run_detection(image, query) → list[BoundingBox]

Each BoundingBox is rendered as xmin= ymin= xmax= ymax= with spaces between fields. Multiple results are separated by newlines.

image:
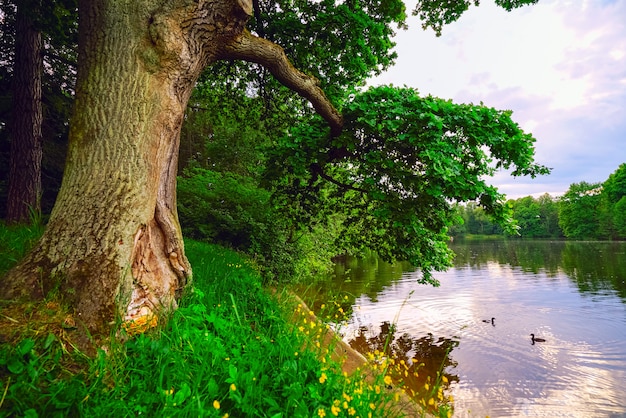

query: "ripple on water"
xmin=317 ymin=241 xmax=626 ymax=417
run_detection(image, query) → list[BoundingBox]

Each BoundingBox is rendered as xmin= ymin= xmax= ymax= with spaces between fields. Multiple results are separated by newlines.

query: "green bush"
xmin=177 ymin=168 xmax=319 ymax=281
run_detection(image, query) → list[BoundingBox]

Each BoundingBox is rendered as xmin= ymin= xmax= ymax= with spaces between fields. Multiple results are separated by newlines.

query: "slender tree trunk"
xmin=1 ymin=0 xmax=340 ymax=351
xmin=6 ymin=0 xmax=43 ymax=223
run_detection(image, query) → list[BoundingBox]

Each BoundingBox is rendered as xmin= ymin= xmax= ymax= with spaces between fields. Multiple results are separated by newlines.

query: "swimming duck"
xmin=482 ymin=317 xmax=495 ymax=324
xmin=530 ymin=333 xmax=546 ymax=343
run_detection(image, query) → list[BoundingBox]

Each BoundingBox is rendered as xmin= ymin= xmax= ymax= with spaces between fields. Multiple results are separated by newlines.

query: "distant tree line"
xmin=450 ymin=163 xmax=626 ymax=240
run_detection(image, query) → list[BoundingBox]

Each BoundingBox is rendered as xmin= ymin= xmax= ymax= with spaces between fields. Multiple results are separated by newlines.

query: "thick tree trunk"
xmin=1 ymin=0 xmax=341 ymax=350
xmin=6 ymin=0 xmax=43 ymax=223
xmin=2 ymin=0 xmax=247 ymax=347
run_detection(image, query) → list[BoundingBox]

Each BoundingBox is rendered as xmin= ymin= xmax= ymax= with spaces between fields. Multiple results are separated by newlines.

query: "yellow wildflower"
xmin=230 ymin=383 xmax=236 ymax=391
xmin=319 ymin=372 xmax=327 ymax=384
xmin=331 ymin=405 xmax=340 ymax=416
xmin=213 ymin=400 xmax=220 ymax=409
xmin=384 ymin=375 xmax=392 ymax=386
xmin=318 ymin=408 xmax=326 ymax=417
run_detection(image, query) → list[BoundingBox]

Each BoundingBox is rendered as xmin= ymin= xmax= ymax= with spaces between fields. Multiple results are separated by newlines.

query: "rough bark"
xmin=6 ymin=0 xmax=43 ymax=223
xmin=1 ymin=0 xmax=342 ymax=351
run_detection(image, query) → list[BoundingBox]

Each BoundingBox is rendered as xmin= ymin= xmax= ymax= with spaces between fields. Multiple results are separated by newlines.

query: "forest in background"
xmin=451 ymin=163 xmax=626 ymax=241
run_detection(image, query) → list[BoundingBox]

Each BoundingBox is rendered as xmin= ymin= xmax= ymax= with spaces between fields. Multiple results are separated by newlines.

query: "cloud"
xmin=370 ymin=0 xmax=626 ymax=198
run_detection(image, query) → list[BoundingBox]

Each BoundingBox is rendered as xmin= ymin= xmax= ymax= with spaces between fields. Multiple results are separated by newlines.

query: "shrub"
xmin=177 ymin=167 xmax=322 ymax=281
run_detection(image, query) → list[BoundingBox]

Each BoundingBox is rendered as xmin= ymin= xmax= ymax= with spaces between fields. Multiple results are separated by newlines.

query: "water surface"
xmin=300 ymin=240 xmax=626 ymax=417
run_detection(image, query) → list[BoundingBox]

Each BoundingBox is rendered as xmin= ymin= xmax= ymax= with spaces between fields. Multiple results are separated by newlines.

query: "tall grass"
xmin=0 ymin=221 xmax=44 ymax=276
xmin=1 ymin=231 xmax=403 ymax=417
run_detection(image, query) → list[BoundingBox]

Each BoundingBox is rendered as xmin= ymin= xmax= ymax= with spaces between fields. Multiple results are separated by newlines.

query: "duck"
xmin=530 ymin=333 xmax=546 ymax=343
xmin=482 ymin=317 xmax=495 ymax=324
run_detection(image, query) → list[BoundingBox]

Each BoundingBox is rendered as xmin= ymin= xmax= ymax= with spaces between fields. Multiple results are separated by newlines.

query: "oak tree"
xmin=1 ymin=0 xmax=544 ymax=349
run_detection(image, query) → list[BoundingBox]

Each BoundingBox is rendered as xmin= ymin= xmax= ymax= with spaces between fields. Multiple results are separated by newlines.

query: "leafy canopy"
xmin=414 ymin=0 xmax=540 ymax=36
xmin=558 ymin=181 xmax=602 ymax=240
xmin=267 ymin=86 xmax=549 ymax=283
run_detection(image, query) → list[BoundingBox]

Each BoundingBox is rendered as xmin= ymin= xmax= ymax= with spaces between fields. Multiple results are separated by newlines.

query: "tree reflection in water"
xmin=349 ymin=321 xmax=459 ymax=412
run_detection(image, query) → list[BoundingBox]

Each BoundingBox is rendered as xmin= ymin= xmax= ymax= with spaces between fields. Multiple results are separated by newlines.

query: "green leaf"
xmin=7 ymin=356 xmax=25 ymax=374
xmin=172 ymin=382 xmax=192 ymax=405
xmin=17 ymin=338 xmax=35 ymax=356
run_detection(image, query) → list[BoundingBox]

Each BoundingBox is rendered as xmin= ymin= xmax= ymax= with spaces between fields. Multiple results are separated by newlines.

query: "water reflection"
xmin=349 ymin=321 xmax=459 ymax=412
xmin=298 ymin=240 xmax=626 ymax=417
xmin=559 ymin=241 xmax=626 ymax=299
xmin=451 ymin=239 xmax=626 ymax=300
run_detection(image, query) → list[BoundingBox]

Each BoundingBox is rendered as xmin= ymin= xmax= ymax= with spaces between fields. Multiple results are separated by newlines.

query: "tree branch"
xmin=218 ymin=30 xmax=343 ymax=136
xmin=310 ymin=163 xmax=368 ymax=194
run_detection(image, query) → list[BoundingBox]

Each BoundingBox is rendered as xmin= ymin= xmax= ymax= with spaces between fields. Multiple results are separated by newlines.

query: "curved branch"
xmin=219 ymin=30 xmax=343 ymax=136
xmin=310 ymin=163 xmax=368 ymax=194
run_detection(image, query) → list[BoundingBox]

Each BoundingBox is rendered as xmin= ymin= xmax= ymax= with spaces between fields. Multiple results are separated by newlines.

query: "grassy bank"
xmin=0 ymin=225 xmax=413 ymax=417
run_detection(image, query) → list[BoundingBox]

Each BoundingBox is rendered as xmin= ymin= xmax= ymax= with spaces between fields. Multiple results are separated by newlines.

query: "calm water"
xmin=299 ymin=240 xmax=626 ymax=417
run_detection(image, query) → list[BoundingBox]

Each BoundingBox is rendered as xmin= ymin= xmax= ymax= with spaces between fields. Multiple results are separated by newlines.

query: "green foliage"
xmin=177 ymin=168 xmax=289 ymax=280
xmin=451 ymin=202 xmax=503 ymax=236
xmin=252 ymin=0 xmax=406 ymax=100
xmin=601 ymin=163 xmax=626 ymax=204
xmin=0 ymin=334 xmax=89 ymax=417
xmin=508 ymin=194 xmax=562 ymax=238
xmin=613 ymin=197 xmax=626 ymax=238
xmin=177 ymin=168 xmax=337 ymax=281
xmin=454 ymin=163 xmax=626 ymax=241
xmin=268 ymin=85 xmax=549 ymax=283
xmin=179 ymin=79 xmax=270 ymax=176
xmin=598 ymin=163 xmax=626 ymax=239
xmin=558 ymin=181 xmax=602 ymax=239
xmin=413 ymin=0 xmax=539 ymax=36
xmin=0 ymin=220 xmax=44 ymax=276
xmin=178 ymin=167 xmax=273 ymax=247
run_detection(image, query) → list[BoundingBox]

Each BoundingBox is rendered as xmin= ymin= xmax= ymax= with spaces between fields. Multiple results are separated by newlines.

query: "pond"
xmin=297 ymin=240 xmax=626 ymax=417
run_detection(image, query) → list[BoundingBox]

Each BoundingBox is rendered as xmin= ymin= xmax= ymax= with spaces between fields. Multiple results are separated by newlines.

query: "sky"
xmin=371 ymin=0 xmax=626 ymax=199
